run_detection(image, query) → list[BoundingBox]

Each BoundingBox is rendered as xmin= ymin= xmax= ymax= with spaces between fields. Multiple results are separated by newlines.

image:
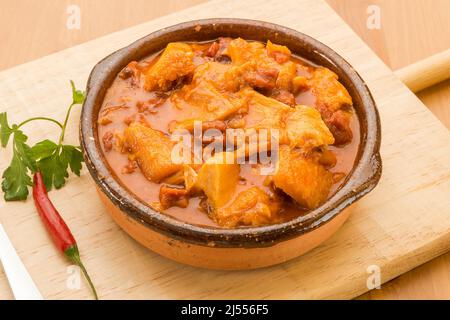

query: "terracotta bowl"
xmin=80 ymin=19 xmax=382 ymax=270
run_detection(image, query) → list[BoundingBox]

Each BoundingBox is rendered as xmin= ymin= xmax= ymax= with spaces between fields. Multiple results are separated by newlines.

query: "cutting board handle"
xmin=395 ymin=48 xmax=450 ymax=93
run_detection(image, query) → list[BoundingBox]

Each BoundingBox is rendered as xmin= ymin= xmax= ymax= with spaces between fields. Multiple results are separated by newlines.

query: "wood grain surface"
xmin=327 ymin=0 xmax=450 ymax=130
xmin=0 ymin=0 xmax=449 ymax=300
xmin=326 ymin=0 xmax=450 ymax=300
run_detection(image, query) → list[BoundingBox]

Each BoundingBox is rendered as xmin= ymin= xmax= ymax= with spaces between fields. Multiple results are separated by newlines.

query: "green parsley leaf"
xmin=2 ymin=153 xmax=32 ymax=201
xmin=61 ymin=145 xmax=84 ymax=176
xmin=1 ymin=81 xmax=85 ymax=201
xmin=70 ymin=80 xmax=86 ymax=105
xmin=31 ymin=143 xmax=84 ymax=191
xmin=1 ymin=130 xmax=35 ymax=200
xmin=36 ymin=151 xmax=67 ymax=190
xmin=30 ymin=139 xmax=58 ymax=161
xmin=13 ymin=130 xmax=36 ymax=172
xmin=0 ymin=112 xmax=13 ymax=147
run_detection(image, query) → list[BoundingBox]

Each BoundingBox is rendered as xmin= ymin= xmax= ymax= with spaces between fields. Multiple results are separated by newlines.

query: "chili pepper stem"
xmin=65 ymin=245 xmax=99 ymax=300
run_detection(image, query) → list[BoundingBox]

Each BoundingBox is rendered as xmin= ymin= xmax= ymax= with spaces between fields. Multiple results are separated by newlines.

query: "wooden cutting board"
xmin=0 ymin=0 xmax=449 ymax=300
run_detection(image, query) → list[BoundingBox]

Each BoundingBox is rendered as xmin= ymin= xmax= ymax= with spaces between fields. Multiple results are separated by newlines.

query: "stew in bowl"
xmin=97 ymin=37 xmax=360 ymax=228
xmin=81 ymin=19 xmax=381 ymax=269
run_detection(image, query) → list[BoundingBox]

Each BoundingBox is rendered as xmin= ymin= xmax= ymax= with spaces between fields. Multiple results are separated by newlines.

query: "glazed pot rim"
xmin=80 ymin=18 xmax=382 ymax=248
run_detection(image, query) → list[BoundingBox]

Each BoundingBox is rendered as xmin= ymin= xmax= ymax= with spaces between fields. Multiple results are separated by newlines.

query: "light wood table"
xmin=327 ymin=0 xmax=450 ymax=300
xmin=0 ymin=0 xmax=448 ymax=299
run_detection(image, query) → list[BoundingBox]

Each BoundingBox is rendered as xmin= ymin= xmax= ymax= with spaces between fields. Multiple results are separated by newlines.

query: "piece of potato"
xmin=192 ymin=62 xmax=235 ymax=90
xmin=172 ymin=80 xmax=241 ymax=120
xmin=215 ymin=187 xmax=280 ymax=227
xmin=196 ymin=152 xmax=240 ymax=208
xmin=124 ymin=123 xmax=182 ymax=182
xmin=273 ymin=146 xmax=333 ymax=209
xmin=183 ymin=165 xmax=200 ymax=194
xmin=285 ymin=105 xmax=335 ymax=150
xmin=242 ymin=91 xmax=335 ymax=150
xmin=144 ymin=42 xmax=195 ymax=91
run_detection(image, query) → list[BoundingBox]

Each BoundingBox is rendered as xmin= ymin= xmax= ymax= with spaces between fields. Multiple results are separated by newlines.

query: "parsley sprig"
xmin=0 ymin=81 xmax=85 ymax=201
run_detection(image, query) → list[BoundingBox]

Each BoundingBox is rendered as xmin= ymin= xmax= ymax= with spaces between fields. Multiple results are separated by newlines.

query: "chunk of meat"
xmin=222 ymin=62 xmax=269 ymax=91
xmin=119 ymin=61 xmax=141 ymax=87
xmin=284 ymin=105 xmax=335 ymax=150
xmin=275 ymin=61 xmax=297 ymax=91
xmin=204 ymin=37 xmax=233 ymax=63
xmin=123 ymin=123 xmax=182 ymax=182
xmin=221 ymin=39 xmax=300 ymax=93
xmin=144 ymin=42 xmax=195 ymax=91
xmin=325 ymin=109 xmax=353 ymax=146
xmin=266 ymin=40 xmax=291 ymax=64
xmin=102 ymin=131 xmax=114 ymax=151
xmin=225 ymin=38 xmax=266 ymax=65
xmin=227 ymin=38 xmax=292 ymax=65
xmin=240 ymin=90 xmax=335 ymax=152
xmin=159 ymin=185 xmax=189 ymax=209
xmin=224 ymin=38 xmax=287 ymax=91
xmin=307 ymin=67 xmax=354 ymax=145
xmin=273 ymin=146 xmax=333 ymax=209
xmin=242 ymin=62 xmax=279 ymax=90
xmin=217 ymin=90 xmax=290 ymax=157
xmin=309 ymin=67 xmax=352 ymax=112
xmin=205 ymin=41 xmax=220 ymax=57
xmin=170 ymin=68 xmax=244 ymax=131
xmin=191 ymin=61 xmax=238 ymax=92
xmin=270 ymin=89 xmax=295 ymax=106
xmin=225 ymin=60 xmax=280 ymax=91
xmin=243 ymin=89 xmax=290 ymax=131
xmin=196 ymin=152 xmax=240 ymax=208
xmin=214 ymin=187 xmax=281 ymax=227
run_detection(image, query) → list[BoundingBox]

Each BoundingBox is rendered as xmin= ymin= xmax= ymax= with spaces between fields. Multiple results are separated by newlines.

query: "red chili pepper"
xmin=32 ymin=171 xmax=98 ymax=300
